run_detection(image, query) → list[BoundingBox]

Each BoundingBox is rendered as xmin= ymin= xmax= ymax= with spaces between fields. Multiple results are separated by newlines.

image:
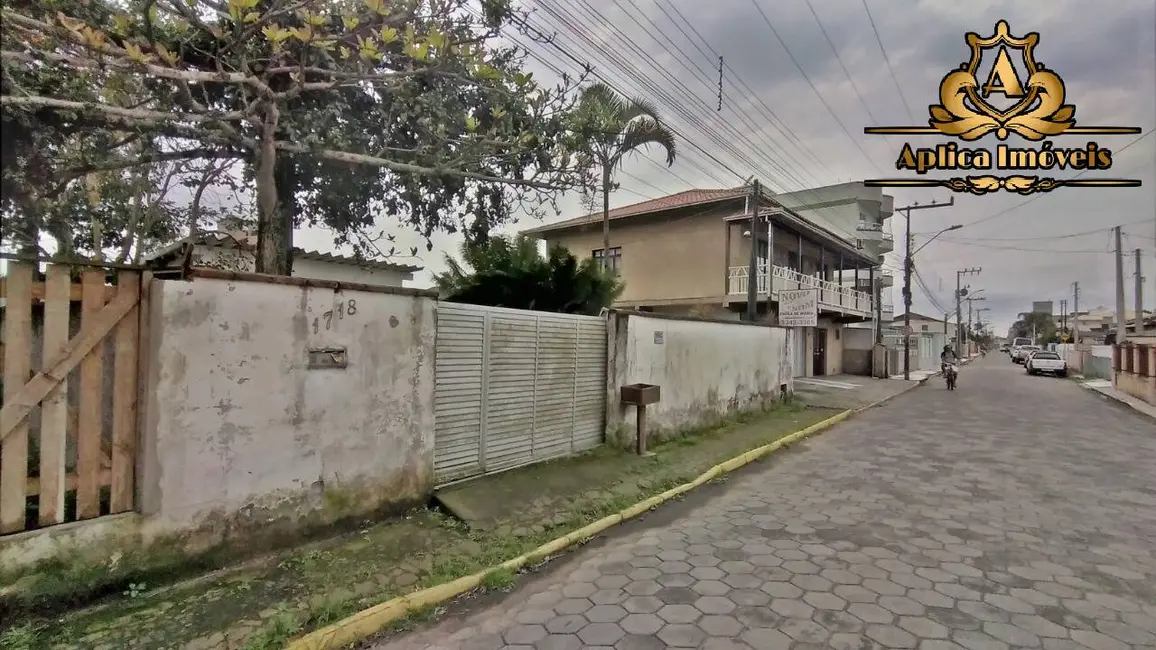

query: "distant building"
xmin=146 ymin=231 xmax=420 ymax=286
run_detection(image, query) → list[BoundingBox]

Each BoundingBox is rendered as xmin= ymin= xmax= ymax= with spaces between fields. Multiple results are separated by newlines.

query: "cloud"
xmin=290 ymin=0 xmax=1155 ymax=334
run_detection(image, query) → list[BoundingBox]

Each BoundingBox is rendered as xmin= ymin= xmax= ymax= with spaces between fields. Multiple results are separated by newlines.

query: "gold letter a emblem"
xmin=982 ymin=46 xmax=1026 ymax=98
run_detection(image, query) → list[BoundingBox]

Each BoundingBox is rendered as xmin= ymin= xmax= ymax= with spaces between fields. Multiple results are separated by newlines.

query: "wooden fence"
xmin=0 ymin=262 xmax=147 ymax=535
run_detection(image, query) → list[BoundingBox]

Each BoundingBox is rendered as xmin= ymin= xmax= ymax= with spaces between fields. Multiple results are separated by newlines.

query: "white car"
xmin=1012 ymin=345 xmax=1041 ymax=364
xmin=1025 ymin=350 xmax=1067 ymax=377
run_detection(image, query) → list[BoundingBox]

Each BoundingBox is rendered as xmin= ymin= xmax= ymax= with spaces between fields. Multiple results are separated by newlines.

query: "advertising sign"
xmin=779 ymin=289 xmax=818 ymax=327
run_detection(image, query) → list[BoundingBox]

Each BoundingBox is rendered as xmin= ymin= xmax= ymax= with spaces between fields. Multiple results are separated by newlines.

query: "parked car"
xmin=1025 ymin=350 xmax=1067 ymax=377
xmin=1012 ymin=345 xmax=1041 ymax=364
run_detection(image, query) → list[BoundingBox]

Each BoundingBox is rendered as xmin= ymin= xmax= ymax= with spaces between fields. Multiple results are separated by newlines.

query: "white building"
xmin=773 ymin=182 xmax=896 ymax=322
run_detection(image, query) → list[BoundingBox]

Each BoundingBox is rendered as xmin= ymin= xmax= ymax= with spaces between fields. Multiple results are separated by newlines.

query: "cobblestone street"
xmin=380 ymin=357 xmax=1156 ymax=650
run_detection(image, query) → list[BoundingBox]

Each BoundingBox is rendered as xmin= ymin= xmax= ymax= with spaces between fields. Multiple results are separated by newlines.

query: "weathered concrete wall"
xmin=139 ymin=275 xmax=436 ymax=536
xmin=606 ymin=311 xmax=792 ymax=444
xmin=2 ymin=274 xmax=437 ymax=581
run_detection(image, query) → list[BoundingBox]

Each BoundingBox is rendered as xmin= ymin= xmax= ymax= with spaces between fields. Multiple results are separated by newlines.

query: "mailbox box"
xmin=620 ymin=383 xmax=661 ymax=406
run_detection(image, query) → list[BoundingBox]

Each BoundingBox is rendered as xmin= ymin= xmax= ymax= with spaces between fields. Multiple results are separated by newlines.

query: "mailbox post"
xmin=620 ymin=383 xmax=661 ymax=455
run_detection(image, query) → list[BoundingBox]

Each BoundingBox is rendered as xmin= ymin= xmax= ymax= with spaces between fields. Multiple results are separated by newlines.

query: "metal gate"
xmin=792 ymin=328 xmax=807 ymax=377
xmin=433 ymin=302 xmax=607 ymax=485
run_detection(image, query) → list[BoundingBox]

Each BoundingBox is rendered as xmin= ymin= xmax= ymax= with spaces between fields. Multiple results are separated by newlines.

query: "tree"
xmin=2 ymin=0 xmax=593 ymax=272
xmin=434 ymin=234 xmax=622 ymax=315
xmin=1010 ymin=311 xmax=1057 ymax=345
xmin=572 ymin=82 xmax=676 ymax=269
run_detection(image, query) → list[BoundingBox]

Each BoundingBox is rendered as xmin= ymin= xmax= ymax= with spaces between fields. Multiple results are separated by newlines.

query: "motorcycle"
xmin=943 ymin=363 xmax=959 ymax=390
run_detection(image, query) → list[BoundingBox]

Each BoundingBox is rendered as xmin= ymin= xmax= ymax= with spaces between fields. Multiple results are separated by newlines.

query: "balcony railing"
xmin=727 ymin=263 xmax=874 ymax=317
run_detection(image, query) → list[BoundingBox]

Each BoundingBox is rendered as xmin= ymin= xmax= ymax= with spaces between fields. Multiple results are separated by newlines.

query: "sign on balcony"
xmin=779 ymin=289 xmax=818 ymax=327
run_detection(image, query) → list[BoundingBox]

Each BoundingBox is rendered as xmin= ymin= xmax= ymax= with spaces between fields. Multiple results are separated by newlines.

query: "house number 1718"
xmin=312 ymin=299 xmax=358 ymax=333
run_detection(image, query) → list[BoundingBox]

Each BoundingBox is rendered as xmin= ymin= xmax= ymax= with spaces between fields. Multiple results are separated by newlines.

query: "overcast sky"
xmin=294 ymin=0 xmax=1156 ymax=334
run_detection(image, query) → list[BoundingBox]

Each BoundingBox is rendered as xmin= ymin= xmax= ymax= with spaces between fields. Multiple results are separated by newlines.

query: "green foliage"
xmin=1010 ymin=311 xmax=1058 ymax=345
xmin=2 ymin=0 xmax=594 ymax=269
xmin=434 ymin=235 xmax=623 ymax=315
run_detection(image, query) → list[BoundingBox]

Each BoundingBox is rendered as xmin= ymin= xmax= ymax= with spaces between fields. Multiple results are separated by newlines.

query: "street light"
xmin=913 ymin=224 xmax=963 ymax=256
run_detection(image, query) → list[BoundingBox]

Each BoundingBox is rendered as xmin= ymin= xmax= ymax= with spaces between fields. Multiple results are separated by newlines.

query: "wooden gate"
xmin=0 ymin=262 xmax=147 ymax=534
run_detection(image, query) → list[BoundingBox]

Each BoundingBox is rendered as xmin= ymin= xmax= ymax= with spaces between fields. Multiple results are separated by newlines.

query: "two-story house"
xmin=522 ymin=183 xmax=891 ymax=378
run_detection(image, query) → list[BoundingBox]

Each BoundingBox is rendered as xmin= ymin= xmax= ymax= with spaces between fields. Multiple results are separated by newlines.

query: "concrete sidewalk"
xmin=1079 ymin=378 xmax=1156 ymax=421
xmin=791 ymin=375 xmax=920 ymax=410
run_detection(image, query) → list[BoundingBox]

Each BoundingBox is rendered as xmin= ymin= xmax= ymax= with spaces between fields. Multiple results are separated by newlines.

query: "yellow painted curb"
xmin=285 ymin=409 xmax=853 ymax=650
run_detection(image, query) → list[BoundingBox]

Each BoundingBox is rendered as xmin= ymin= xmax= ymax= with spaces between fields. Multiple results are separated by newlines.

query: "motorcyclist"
xmin=941 ymin=344 xmax=960 ymax=371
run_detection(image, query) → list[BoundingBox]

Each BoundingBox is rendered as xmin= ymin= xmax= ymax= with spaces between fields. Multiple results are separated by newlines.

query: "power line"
xmin=935 ymin=219 xmax=1151 ymax=243
xmin=860 ymin=0 xmax=917 ymax=123
xmin=957 ymin=129 xmax=1156 ymax=231
xmin=801 ymin=0 xmax=880 ymax=124
xmin=746 ymin=0 xmax=885 ymax=174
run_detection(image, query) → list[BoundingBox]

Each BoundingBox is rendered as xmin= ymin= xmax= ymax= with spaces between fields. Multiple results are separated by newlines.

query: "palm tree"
xmin=574 ymin=83 xmax=677 ymax=270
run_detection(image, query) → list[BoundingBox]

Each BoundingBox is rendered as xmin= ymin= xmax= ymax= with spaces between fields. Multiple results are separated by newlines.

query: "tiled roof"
xmin=521 ymin=187 xmax=747 ymax=235
xmin=145 ymin=231 xmax=422 ymax=273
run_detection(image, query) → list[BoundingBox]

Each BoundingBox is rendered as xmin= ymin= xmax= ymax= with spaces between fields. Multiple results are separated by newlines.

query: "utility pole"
xmin=965 ymin=296 xmax=986 ymax=354
xmin=1059 ymin=299 xmax=1067 ymax=339
xmin=1114 ymin=226 xmax=1126 ymax=343
xmin=956 ymin=268 xmax=981 ymax=353
xmin=898 ymin=198 xmax=955 ymax=380
xmin=1073 ymin=282 xmax=1080 ymax=345
xmin=746 ymin=179 xmax=761 ymax=322
xmin=1135 ymin=249 xmax=1145 ymax=336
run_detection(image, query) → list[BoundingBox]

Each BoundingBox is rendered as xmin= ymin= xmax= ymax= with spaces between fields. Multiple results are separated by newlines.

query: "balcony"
xmin=727 ymin=263 xmax=874 ymax=319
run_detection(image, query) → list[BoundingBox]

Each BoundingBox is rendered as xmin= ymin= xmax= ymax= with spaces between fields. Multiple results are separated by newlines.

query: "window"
xmin=757 ymin=240 xmax=769 ymax=265
xmin=592 ymin=247 xmax=622 ymax=274
xmin=921 ymin=325 xmax=929 ymax=332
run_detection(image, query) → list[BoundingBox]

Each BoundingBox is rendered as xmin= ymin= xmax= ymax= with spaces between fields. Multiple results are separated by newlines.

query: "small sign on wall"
xmin=308 ymin=347 xmax=348 ymax=369
xmin=654 ymin=331 xmax=665 ymax=345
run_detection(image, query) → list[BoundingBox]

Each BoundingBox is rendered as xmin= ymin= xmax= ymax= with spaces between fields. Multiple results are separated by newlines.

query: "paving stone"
xmin=983 ymin=621 xmax=1042 ymax=647
xmin=532 ymin=634 xmax=582 ymax=650
xmin=741 ymin=627 xmax=792 ymax=650
xmin=897 ymin=615 xmax=949 ymax=638
xmin=698 ymin=614 xmax=744 ymax=637
xmin=1070 ymin=629 xmax=1133 ymax=650
xmin=544 ymin=615 xmax=586 ymax=635
xmin=374 ymin=363 xmax=1156 ymax=650
xmin=619 ymin=614 xmax=664 ymax=635
xmin=865 ymin=624 xmax=918 ymax=648
xmin=849 ymin=602 xmax=896 ymax=624
xmin=657 ymin=623 xmax=707 ymax=647
xmin=576 ymin=622 xmax=624 ymax=645
xmin=657 ymin=604 xmax=701 ymax=624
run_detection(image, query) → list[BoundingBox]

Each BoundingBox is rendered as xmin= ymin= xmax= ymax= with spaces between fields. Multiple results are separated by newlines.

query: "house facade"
xmin=891 ymin=311 xmax=951 ymax=335
xmin=145 ymin=231 xmax=420 ymax=286
xmin=522 ymin=184 xmax=891 ymax=378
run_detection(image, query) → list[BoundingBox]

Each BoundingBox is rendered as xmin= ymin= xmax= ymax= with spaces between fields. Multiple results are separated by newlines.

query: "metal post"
xmin=746 ymin=179 xmax=761 ymax=321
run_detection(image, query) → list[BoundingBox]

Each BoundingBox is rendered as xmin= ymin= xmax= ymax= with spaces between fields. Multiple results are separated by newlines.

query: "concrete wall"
xmin=3 ymin=273 xmax=437 ymax=579
xmin=605 ymin=311 xmax=792 ymax=444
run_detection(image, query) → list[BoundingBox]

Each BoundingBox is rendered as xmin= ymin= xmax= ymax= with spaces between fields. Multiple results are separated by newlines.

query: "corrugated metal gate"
xmin=433 ymin=302 xmax=607 ymax=485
